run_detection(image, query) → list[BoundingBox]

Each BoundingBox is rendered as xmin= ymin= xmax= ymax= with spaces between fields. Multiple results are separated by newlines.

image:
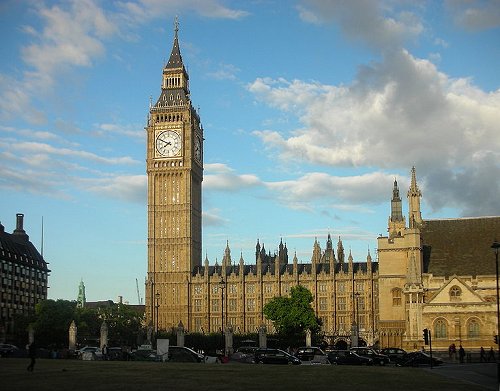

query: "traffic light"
xmin=494 ymin=335 xmax=498 ymax=345
xmin=423 ymin=328 xmax=429 ymax=345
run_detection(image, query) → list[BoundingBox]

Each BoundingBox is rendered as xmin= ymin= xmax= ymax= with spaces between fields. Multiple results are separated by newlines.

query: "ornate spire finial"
xmin=174 ymin=16 xmax=179 ymax=38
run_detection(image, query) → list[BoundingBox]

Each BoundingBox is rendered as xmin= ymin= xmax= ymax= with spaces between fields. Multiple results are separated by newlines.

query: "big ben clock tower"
xmin=146 ymin=20 xmax=203 ymax=331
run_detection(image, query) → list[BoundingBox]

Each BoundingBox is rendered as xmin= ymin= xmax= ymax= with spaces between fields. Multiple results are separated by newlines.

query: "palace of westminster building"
xmin=145 ymin=24 xmax=500 ymax=350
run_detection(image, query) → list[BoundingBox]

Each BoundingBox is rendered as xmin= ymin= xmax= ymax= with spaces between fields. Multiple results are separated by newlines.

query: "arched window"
xmin=434 ymin=319 xmax=447 ymax=339
xmin=392 ymin=288 xmax=402 ymax=306
xmin=450 ymin=286 xmax=462 ymax=301
xmin=467 ymin=319 xmax=480 ymax=339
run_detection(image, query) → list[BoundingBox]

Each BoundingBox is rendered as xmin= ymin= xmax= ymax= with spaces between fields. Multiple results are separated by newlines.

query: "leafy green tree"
xmin=264 ymin=285 xmax=320 ymax=340
xmin=98 ymin=303 xmax=144 ymax=346
xmin=33 ymin=299 xmax=76 ymax=347
xmin=74 ymin=306 xmax=101 ymax=343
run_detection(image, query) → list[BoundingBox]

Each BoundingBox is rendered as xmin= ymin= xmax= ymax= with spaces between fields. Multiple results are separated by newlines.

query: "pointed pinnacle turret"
xmin=407 ymin=166 xmax=423 ymax=228
xmin=166 ymin=17 xmax=184 ymax=70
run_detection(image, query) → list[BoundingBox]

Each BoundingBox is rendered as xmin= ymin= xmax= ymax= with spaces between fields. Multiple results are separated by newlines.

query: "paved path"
xmin=427 ymin=363 xmax=498 ymax=390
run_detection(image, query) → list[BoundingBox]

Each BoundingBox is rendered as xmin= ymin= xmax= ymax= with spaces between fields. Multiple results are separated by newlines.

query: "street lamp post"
xmin=491 ymin=240 xmax=500 ymax=389
xmin=219 ymin=278 xmax=225 ymax=356
xmin=155 ymin=291 xmax=160 ymax=336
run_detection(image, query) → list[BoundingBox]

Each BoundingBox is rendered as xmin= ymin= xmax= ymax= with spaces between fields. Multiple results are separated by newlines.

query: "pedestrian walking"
xmin=480 ymin=347 xmax=486 ymax=362
xmin=488 ymin=347 xmax=495 ymax=362
xmin=26 ymin=342 xmax=36 ymax=372
xmin=458 ymin=345 xmax=465 ymax=364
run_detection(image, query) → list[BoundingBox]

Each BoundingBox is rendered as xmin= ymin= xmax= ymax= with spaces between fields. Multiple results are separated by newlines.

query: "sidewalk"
xmin=428 ymin=362 xmax=497 ymax=390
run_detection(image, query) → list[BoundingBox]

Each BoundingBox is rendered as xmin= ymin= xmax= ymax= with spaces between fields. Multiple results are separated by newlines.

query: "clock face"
xmin=156 ymin=130 xmax=181 ymax=157
xmin=194 ymin=136 xmax=202 ymax=162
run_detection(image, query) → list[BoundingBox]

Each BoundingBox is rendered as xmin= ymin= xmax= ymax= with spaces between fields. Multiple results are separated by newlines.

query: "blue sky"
xmin=1 ymin=0 xmax=499 ymax=304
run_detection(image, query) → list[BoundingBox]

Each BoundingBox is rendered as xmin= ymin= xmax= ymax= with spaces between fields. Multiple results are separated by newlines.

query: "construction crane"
xmin=136 ymin=278 xmax=142 ymax=305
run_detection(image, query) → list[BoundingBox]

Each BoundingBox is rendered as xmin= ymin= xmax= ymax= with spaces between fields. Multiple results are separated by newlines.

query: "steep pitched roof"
xmin=0 ymin=223 xmax=50 ymax=272
xmin=421 ymin=216 xmax=500 ymax=277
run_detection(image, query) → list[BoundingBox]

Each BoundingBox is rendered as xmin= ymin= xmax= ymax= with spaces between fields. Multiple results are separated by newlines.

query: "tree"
xmin=98 ymin=303 xmax=144 ymax=346
xmin=263 ymin=285 xmax=320 ymax=341
xmin=33 ymin=299 xmax=76 ymax=347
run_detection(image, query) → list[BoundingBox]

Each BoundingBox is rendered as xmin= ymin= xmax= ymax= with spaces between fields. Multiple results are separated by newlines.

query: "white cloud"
xmin=10 ymin=141 xmax=139 ymax=165
xmin=204 ymin=163 xmax=262 ymax=191
xmin=267 ymin=171 xmax=396 ymax=207
xmin=249 ymin=49 xmax=500 ymax=216
xmin=85 ymin=174 xmax=146 ymax=203
xmin=203 ymin=209 xmax=228 ymax=227
xmin=447 ymin=0 xmax=500 ymax=31
xmin=298 ymin=0 xmax=424 ymax=50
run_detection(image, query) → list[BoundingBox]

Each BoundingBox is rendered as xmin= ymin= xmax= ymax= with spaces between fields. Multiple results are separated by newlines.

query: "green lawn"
xmin=0 ymin=358 xmax=488 ymax=391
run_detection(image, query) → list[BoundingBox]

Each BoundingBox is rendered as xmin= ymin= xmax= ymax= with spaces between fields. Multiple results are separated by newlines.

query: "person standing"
xmin=26 ymin=342 xmax=36 ymax=372
xmin=458 ymin=345 xmax=465 ymax=364
xmin=102 ymin=344 xmax=108 ymax=360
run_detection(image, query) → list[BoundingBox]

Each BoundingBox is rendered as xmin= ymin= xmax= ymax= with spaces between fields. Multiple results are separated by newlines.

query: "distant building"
xmin=0 ymin=214 xmax=50 ymax=340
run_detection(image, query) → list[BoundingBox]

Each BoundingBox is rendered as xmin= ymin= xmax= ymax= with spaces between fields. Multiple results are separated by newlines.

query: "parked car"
xmin=295 ymin=346 xmax=329 ymax=364
xmin=350 ymin=347 xmax=390 ymax=366
xmin=327 ymin=350 xmax=373 ymax=365
xmin=0 ymin=344 xmax=18 ymax=357
xmin=77 ymin=346 xmax=102 ymax=360
xmin=107 ymin=347 xmax=125 ymax=360
xmin=130 ymin=348 xmax=158 ymax=361
xmin=396 ymin=351 xmax=443 ymax=367
xmin=167 ymin=346 xmax=205 ymax=363
xmin=254 ymin=348 xmax=301 ymax=365
xmin=380 ymin=347 xmax=407 ymax=363
xmin=231 ymin=346 xmax=258 ymax=363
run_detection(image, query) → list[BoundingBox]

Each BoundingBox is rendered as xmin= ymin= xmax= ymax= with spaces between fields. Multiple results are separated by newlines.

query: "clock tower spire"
xmin=146 ymin=20 xmax=203 ymax=332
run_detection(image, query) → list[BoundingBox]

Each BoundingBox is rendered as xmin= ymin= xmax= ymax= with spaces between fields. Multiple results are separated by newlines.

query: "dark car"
xmin=254 ymin=348 xmax=301 ymax=365
xmin=295 ymin=346 xmax=329 ymax=363
xmin=396 ymin=351 xmax=443 ymax=367
xmin=350 ymin=347 xmax=390 ymax=366
xmin=328 ymin=350 xmax=373 ymax=365
xmin=0 ymin=344 xmax=18 ymax=357
xmin=167 ymin=346 xmax=205 ymax=363
xmin=380 ymin=347 xmax=407 ymax=363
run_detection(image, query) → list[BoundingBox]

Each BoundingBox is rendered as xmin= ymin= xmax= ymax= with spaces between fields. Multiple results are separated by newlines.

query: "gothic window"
xmin=355 ymin=282 xmax=364 ymax=292
xmin=338 ymin=297 xmax=346 ymax=311
xmin=212 ymin=285 xmax=219 ymax=294
xmin=392 ymin=288 xmax=402 ymax=306
xmin=194 ymin=299 xmax=202 ymax=312
xmin=229 ymin=298 xmax=237 ymax=312
xmin=319 ymin=297 xmax=327 ymax=311
xmin=246 ymin=284 xmax=255 ymax=294
xmin=337 ymin=282 xmax=345 ymax=293
xmin=246 ymin=298 xmax=256 ymax=311
xmin=264 ymin=284 xmax=273 ymax=294
xmin=211 ymin=299 xmax=219 ymax=312
xmin=229 ymin=284 xmax=237 ymax=294
xmin=450 ymin=286 xmax=462 ymax=301
xmin=434 ymin=318 xmax=447 ymax=339
xmin=319 ymin=283 xmax=327 ymax=293
xmin=194 ymin=285 xmax=202 ymax=295
xmin=467 ymin=319 xmax=480 ymax=339
xmin=358 ymin=297 xmax=365 ymax=311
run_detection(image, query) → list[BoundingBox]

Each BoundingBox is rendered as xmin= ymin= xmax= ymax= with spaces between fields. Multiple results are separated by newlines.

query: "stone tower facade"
xmin=378 ymin=167 xmax=500 ymax=350
xmin=145 ymin=21 xmax=203 ymax=330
